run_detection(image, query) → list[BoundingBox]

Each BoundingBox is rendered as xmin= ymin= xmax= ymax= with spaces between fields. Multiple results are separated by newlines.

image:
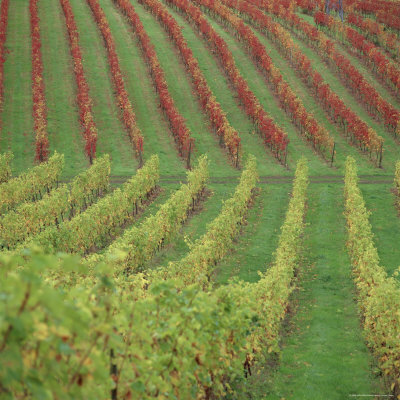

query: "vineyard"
xmin=0 ymin=0 xmax=400 ymax=398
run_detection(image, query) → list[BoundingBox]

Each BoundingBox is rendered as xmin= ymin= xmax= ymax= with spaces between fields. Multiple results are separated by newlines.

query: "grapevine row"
xmin=60 ymin=0 xmax=97 ymax=163
xmin=114 ymin=0 xmax=194 ymax=165
xmin=346 ymin=12 xmax=400 ymax=62
xmin=296 ymin=0 xmax=400 ymax=24
xmin=0 ymin=152 xmax=63 ymax=214
xmin=147 ymin=157 xmax=307 ymax=392
xmin=0 ymin=253 xmax=256 ymax=399
xmin=121 ymin=157 xmax=305 ymax=393
xmin=0 ymin=155 xmax=111 ymax=249
xmin=150 ymin=155 xmax=258 ymax=288
xmin=0 ymin=151 xmax=12 ymax=183
xmin=351 ymin=0 xmax=400 ymax=18
xmin=295 ymin=0 xmax=320 ymax=13
xmin=0 ymin=159 xmax=309 ymax=399
xmin=314 ymin=11 xmax=400 ymax=99
xmin=220 ymin=0 xmax=383 ymax=164
xmin=20 ymin=155 xmax=159 ymax=256
xmin=371 ymin=12 xmax=400 ymax=33
xmin=63 ymin=157 xmax=307 ymax=396
xmin=85 ymin=154 xmax=208 ymax=271
xmin=296 ymin=0 xmax=400 ymax=22
xmin=248 ymin=157 xmax=308 ymax=364
xmin=30 ymin=0 xmax=49 ymax=162
xmin=349 ymin=0 xmax=400 ymax=32
xmin=195 ymin=0 xmax=335 ymax=160
xmin=394 ymin=160 xmax=400 ymax=211
xmin=0 ymin=0 xmax=9 ymax=111
xmin=251 ymin=0 xmax=400 ymax=138
xmin=138 ymin=0 xmax=242 ymax=164
xmin=344 ymin=157 xmax=400 ymax=399
xmin=86 ymin=0 xmax=144 ymax=164
xmin=164 ymin=0 xmax=289 ymax=162
xmin=151 ymin=157 xmax=308 ymax=371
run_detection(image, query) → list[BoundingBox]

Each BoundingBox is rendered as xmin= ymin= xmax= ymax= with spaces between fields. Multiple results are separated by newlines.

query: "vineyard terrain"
xmin=0 ymin=0 xmax=400 ymax=399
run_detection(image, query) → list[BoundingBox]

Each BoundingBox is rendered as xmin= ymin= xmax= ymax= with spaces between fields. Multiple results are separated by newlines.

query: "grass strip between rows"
xmin=221 ymin=0 xmax=384 ymax=165
xmin=85 ymin=154 xmax=207 ymax=269
xmin=138 ymin=0 xmax=242 ymax=165
xmin=0 ymin=155 xmax=110 ymax=249
xmin=18 ymin=155 xmax=159 ymax=256
xmin=86 ymin=0 xmax=144 ymax=163
xmin=150 ymin=154 xmax=259 ymax=288
xmin=196 ymin=0 xmax=335 ymax=161
xmin=0 ymin=151 xmax=12 ymax=183
xmin=0 ymin=152 xmax=63 ymax=214
xmin=164 ymin=0 xmax=290 ymax=163
xmin=344 ymin=156 xmax=400 ymax=398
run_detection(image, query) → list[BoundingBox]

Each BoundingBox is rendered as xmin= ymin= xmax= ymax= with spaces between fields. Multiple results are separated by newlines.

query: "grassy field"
xmin=2 ymin=0 xmax=399 ymax=398
xmin=0 ymin=0 xmax=34 ymax=173
xmin=230 ymin=184 xmax=387 ymax=399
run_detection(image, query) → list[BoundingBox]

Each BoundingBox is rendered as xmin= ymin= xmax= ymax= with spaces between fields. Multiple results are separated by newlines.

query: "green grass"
xmin=68 ymin=0 xmax=139 ymax=177
xmin=299 ymin=12 xmax=400 ymax=111
xmin=214 ymin=184 xmax=291 ymax=284
xmin=146 ymin=182 xmax=229 ymax=270
xmin=97 ymin=0 xmax=187 ymax=176
xmin=232 ymin=12 xmax=379 ymax=173
xmin=159 ymin=3 xmax=292 ymax=177
xmin=1 ymin=0 xmax=34 ymax=175
xmin=233 ymin=183 xmax=387 ymax=399
xmin=3 ymin=1 xmax=398 ymax=397
xmin=147 ymin=182 xmax=291 ymax=285
xmin=120 ymin=0 xmax=239 ymax=177
xmin=39 ymin=0 xmax=88 ymax=178
xmin=145 ymin=181 xmax=291 ymax=286
xmin=361 ymin=183 xmax=400 ymax=278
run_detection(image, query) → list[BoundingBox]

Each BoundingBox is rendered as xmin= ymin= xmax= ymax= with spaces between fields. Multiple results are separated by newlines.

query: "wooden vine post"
xmin=330 ymin=142 xmax=336 ymax=167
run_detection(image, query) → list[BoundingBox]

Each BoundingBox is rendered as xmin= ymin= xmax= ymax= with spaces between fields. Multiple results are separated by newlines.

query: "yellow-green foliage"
xmin=0 ymin=152 xmax=13 ymax=184
xmin=85 ymin=155 xmax=208 ymax=270
xmin=152 ymin=155 xmax=258 ymax=288
xmin=0 ymin=155 xmax=110 ymax=249
xmin=395 ymin=160 xmax=400 ymax=209
xmin=20 ymin=155 xmax=159 ymax=256
xmin=344 ymin=157 xmax=400 ymax=397
xmin=0 ymin=158 xmax=311 ymax=400
xmin=0 ymin=251 xmax=254 ymax=399
xmin=249 ymin=157 xmax=308 ymax=358
xmin=0 ymin=152 xmax=64 ymax=214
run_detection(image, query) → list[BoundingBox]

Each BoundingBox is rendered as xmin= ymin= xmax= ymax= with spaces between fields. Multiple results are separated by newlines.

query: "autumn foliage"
xmin=60 ymin=0 xmax=97 ymax=163
xmin=0 ymin=0 xmax=9 ymax=111
xmin=195 ymin=0 xmax=335 ymax=159
xmin=222 ymin=0 xmax=383 ymax=163
xmin=346 ymin=13 xmax=400 ymax=61
xmin=86 ymin=0 xmax=144 ymax=163
xmin=30 ymin=0 xmax=49 ymax=162
xmin=138 ymin=0 xmax=242 ymax=164
xmin=114 ymin=0 xmax=194 ymax=164
xmin=349 ymin=0 xmax=400 ymax=32
xmin=165 ymin=0 xmax=289 ymax=162
xmin=314 ymin=11 xmax=400 ymax=99
xmin=250 ymin=0 xmax=400 ymax=141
